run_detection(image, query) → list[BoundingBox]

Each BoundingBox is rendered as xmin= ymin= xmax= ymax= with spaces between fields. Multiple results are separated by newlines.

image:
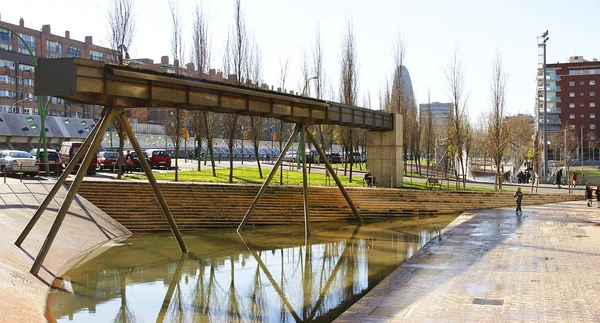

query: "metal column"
xmin=304 ymin=128 xmax=362 ymax=222
xmin=117 ymin=112 xmax=188 ymax=253
xmin=237 ymin=124 xmax=301 ymax=232
xmin=30 ymin=107 xmax=117 ymax=275
xmin=300 ymin=126 xmax=310 ymax=237
xmin=15 ymin=119 xmax=103 ymax=246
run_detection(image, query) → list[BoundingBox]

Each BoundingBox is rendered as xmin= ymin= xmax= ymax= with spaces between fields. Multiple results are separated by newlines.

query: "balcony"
xmin=546 ymin=96 xmax=561 ymax=103
xmin=538 ymin=75 xmax=561 ymax=82
xmin=538 ymin=85 xmax=561 ymax=92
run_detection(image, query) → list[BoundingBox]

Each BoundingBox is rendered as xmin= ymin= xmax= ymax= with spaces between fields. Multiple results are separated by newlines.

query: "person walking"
xmin=555 ymin=168 xmax=563 ymax=189
xmin=595 ymin=185 xmax=600 ymax=208
xmin=572 ymin=172 xmax=578 ymax=188
xmin=514 ymin=187 xmax=523 ymax=215
xmin=585 ymin=182 xmax=593 ymax=207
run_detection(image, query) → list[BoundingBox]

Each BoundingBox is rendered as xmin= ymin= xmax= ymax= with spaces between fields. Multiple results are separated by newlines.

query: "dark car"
xmin=325 ymin=152 xmax=342 ymax=164
xmin=145 ymin=149 xmax=171 ymax=169
xmin=96 ymin=151 xmax=119 ymax=171
xmin=29 ymin=148 xmax=62 ymax=173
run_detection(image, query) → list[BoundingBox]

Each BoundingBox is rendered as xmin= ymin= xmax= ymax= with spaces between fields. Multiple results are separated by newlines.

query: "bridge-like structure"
xmin=16 ymin=58 xmax=395 ymax=275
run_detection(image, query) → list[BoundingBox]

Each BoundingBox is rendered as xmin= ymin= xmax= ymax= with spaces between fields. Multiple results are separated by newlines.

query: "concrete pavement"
xmin=336 ymin=200 xmax=600 ymax=322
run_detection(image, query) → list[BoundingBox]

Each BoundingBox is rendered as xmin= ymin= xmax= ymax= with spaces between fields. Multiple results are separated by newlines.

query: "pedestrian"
xmin=514 ymin=187 xmax=523 ymax=215
xmin=555 ymin=168 xmax=563 ymax=189
xmin=125 ymin=150 xmax=133 ymax=174
xmin=517 ymin=170 xmax=523 ymax=184
xmin=585 ymin=182 xmax=593 ymax=207
xmin=364 ymin=170 xmax=373 ymax=188
xmin=596 ymin=185 xmax=600 ymax=208
xmin=572 ymin=172 xmax=578 ymax=188
xmin=530 ymin=170 xmax=536 ymax=184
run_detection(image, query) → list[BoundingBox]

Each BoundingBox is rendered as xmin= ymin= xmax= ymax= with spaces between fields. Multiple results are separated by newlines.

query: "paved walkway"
xmin=336 ymin=200 xmax=600 ymax=322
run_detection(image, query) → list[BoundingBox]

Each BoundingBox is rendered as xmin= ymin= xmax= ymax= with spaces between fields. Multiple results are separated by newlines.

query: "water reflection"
xmin=47 ymin=216 xmax=456 ymax=322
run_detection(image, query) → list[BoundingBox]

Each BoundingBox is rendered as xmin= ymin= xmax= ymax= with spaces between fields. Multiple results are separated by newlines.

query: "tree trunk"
xmin=254 ymin=141 xmax=262 ymax=179
xmin=349 ymin=142 xmax=353 ymax=182
xmin=207 ymin=140 xmax=216 ymax=177
xmin=197 ymin=138 xmax=202 ymax=171
xmin=117 ymin=134 xmax=125 ymax=179
xmin=228 ymin=139 xmax=234 ymax=183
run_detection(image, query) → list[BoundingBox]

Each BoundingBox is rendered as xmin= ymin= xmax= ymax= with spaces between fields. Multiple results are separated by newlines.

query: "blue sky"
xmin=3 ymin=0 xmax=600 ymax=121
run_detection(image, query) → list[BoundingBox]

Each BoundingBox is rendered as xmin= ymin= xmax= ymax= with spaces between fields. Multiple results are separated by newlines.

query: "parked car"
xmin=145 ymin=149 xmax=172 ymax=168
xmin=325 ymin=152 xmax=342 ymax=164
xmin=284 ymin=151 xmax=297 ymax=162
xmin=59 ymin=141 xmax=102 ymax=173
xmin=0 ymin=150 xmax=38 ymax=176
xmin=96 ymin=151 xmax=120 ymax=171
xmin=29 ymin=148 xmax=62 ymax=173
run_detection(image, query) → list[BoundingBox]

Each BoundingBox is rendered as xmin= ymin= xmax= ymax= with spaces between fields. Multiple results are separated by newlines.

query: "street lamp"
xmin=297 ymin=76 xmax=318 ymax=168
xmin=537 ymin=30 xmax=549 ymax=178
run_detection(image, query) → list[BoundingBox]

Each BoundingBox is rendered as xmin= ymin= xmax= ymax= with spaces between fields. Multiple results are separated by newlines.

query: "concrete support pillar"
xmin=366 ymin=113 xmax=403 ymax=188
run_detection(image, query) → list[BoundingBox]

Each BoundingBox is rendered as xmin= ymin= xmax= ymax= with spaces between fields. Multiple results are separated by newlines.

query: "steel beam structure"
xmin=34 ymin=58 xmax=393 ymax=130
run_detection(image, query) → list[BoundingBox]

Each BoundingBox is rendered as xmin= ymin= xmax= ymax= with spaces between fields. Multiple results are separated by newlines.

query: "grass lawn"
xmin=128 ymin=167 xmax=370 ymax=187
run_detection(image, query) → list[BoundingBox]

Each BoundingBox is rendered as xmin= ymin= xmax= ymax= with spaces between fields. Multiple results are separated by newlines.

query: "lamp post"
xmin=0 ymin=24 xmax=50 ymax=175
xmin=297 ymin=76 xmax=318 ymax=168
xmin=537 ymin=30 xmax=549 ymax=178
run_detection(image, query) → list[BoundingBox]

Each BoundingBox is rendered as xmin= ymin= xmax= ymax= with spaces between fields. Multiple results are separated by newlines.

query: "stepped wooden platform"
xmin=76 ymin=181 xmax=583 ymax=232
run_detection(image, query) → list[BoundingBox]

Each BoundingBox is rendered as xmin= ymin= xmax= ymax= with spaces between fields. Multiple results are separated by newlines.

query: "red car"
xmin=145 ymin=149 xmax=172 ymax=169
xmin=96 ymin=151 xmax=120 ymax=171
xmin=29 ymin=149 xmax=62 ymax=173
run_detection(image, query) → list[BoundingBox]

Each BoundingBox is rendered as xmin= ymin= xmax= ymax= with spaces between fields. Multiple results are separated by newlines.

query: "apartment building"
xmin=536 ymin=56 xmax=600 ymax=156
xmin=0 ymin=15 xmax=115 ymax=119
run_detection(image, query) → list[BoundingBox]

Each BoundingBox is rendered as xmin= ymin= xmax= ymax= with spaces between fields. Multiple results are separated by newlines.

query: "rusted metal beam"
xmin=31 ymin=107 xmax=117 ymax=275
xmin=34 ymin=58 xmax=393 ymax=131
xmin=237 ymin=124 xmax=302 ymax=232
xmin=15 ymin=118 xmax=102 ymax=247
xmin=117 ymin=112 xmax=188 ymax=253
xmin=304 ymin=128 xmax=362 ymax=222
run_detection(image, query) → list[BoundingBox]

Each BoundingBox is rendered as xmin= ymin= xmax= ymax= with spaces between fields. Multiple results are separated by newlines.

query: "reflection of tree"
xmin=227 ymin=258 xmax=242 ymax=323
xmin=157 ymin=255 xmax=187 ymax=323
xmin=114 ymin=271 xmax=138 ymax=323
xmin=249 ymin=251 xmax=267 ymax=321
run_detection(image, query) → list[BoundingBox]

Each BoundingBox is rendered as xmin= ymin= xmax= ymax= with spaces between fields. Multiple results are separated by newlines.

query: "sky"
xmin=3 ymin=0 xmax=600 ymax=122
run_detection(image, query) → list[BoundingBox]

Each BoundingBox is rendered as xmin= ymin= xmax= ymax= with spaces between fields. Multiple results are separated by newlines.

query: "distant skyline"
xmin=2 ymin=0 xmax=600 ymax=122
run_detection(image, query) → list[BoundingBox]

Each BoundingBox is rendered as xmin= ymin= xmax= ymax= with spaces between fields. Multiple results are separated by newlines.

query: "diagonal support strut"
xmin=237 ymin=124 xmax=302 ymax=232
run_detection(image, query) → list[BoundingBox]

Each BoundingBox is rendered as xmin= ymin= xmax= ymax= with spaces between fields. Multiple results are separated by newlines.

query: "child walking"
xmin=596 ymin=185 xmax=600 ymax=208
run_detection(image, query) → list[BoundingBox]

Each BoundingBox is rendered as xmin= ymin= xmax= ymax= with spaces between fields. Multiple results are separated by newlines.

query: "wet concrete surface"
xmin=336 ymin=201 xmax=600 ymax=322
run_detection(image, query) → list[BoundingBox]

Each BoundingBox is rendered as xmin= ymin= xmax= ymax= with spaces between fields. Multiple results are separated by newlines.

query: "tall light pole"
xmin=297 ymin=76 xmax=318 ymax=168
xmin=538 ymin=30 xmax=549 ymax=178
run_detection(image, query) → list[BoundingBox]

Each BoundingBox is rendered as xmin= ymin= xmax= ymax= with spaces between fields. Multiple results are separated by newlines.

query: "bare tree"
xmin=487 ymin=52 xmax=509 ymax=190
xmin=311 ymin=26 xmax=334 ymax=161
xmin=420 ymin=90 xmax=435 ymax=178
xmin=248 ymin=42 xmax=265 ymax=178
xmin=191 ymin=0 xmax=214 ymax=174
xmin=388 ymin=32 xmax=411 ymax=173
xmin=168 ymin=0 xmax=185 ymax=181
xmin=276 ymin=56 xmax=292 ymax=184
xmin=107 ymin=0 xmax=135 ymax=179
xmin=446 ymin=45 xmax=468 ymax=189
xmin=339 ymin=17 xmax=359 ymax=182
xmin=222 ymin=0 xmax=250 ymax=183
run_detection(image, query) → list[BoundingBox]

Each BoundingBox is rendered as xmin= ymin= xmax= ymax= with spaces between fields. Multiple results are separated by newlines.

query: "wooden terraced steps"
xmin=75 ymin=181 xmax=583 ymax=232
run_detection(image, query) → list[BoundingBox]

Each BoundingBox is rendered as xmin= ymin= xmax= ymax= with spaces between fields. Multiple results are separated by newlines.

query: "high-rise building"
xmin=0 ymin=15 xmax=115 ymax=120
xmin=391 ymin=65 xmax=415 ymax=113
xmin=419 ymin=102 xmax=452 ymax=127
xmin=536 ymin=56 xmax=600 ymax=156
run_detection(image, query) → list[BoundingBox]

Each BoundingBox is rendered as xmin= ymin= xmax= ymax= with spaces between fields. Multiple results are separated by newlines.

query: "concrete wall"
xmin=366 ymin=113 xmax=403 ymax=188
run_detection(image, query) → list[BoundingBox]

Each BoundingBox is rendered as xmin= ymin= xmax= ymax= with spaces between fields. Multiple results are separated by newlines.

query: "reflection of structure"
xmin=47 ymin=220 xmax=445 ymax=322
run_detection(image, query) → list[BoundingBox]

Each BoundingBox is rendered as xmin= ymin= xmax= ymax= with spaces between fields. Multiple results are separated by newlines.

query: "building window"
xmin=0 ymin=43 xmax=11 ymax=52
xmin=570 ymin=92 xmax=575 ymax=97
xmin=51 ymin=97 xmax=63 ymax=104
xmin=66 ymin=46 xmax=81 ymax=58
xmin=0 ymin=75 xmax=8 ymax=83
xmin=570 ymin=103 xmax=575 ymax=108
xmin=581 ymin=92 xmax=585 ymax=96
xmin=19 ymin=65 xmax=34 ymax=72
xmin=569 ymin=114 xmax=575 ymax=119
xmin=591 ymin=80 xmax=596 ymax=86
xmin=23 ymin=79 xmax=33 ymax=87
xmin=591 ymin=91 xmax=596 ymax=97
xmin=569 ymin=81 xmax=575 ymax=86
xmin=46 ymin=40 xmax=61 ymax=54
xmin=46 ymin=53 xmax=61 ymax=59
xmin=19 ymin=34 xmax=35 ymax=53
xmin=592 ymin=124 xmax=596 ymax=130
xmin=569 ymin=125 xmax=576 ymax=130
xmin=0 ymin=29 xmax=12 ymax=51
xmin=591 ymin=114 xmax=596 ymax=119
xmin=592 ymin=103 xmax=596 ymax=108
xmin=0 ymin=90 xmax=11 ymax=98
xmin=90 ymin=50 xmax=103 ymax=61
